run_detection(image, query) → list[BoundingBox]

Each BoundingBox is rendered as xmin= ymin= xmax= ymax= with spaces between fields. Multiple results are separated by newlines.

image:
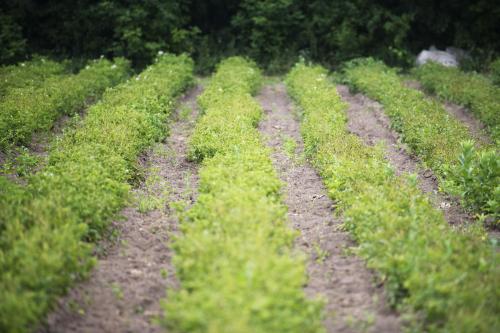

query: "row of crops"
xmin=286 ymin=63 xmax=498 ymax=332
xmin=0 ymin=57 xmax=130 ymax=150
xmin=0 ymin=53 xmax=498 ymax=333
xmin=0 ymin=54 xmax=193 ymax=332
xmin=343 ymin=58 xmax=499 ymax=221
xmin=161 ymin=57 xmax=324 ymax=332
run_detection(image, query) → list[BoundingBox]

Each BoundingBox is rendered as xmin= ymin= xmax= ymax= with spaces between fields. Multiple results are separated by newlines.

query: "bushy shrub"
xmin=444 ymin=142 xmax=499 ymax=221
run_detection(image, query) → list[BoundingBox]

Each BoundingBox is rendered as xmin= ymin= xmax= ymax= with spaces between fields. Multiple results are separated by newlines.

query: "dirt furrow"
xmin=336 ymin=84 xmax=473 ymax=227
xmin=39 ymin=84 xmax=202 ymax=333
xmin=257 ymin=83 xmax=400 ymax=333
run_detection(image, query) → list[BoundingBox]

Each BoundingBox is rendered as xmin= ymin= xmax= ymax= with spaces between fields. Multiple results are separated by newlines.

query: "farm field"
xmin=1 ymin=52 xmax=498 ymax=333
xmin=1 ymin=2 xmax=500 ymax=328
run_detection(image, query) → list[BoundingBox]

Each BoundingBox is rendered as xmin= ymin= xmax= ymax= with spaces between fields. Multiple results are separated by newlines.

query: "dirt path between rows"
xmin=39 ymin=84 xmax=202 ymax=333
xmin=337 ymin=84 xmax=473 ymax=228
xmin=257 ymin=83 xmax=401 ymax=333
xmin=404 ymin=80 xmax=492 ymax=146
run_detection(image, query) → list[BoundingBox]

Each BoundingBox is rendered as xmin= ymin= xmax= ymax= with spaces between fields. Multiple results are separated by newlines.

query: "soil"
xmin=336 ymin=84 xmax=473 ymax=228
xmin=39 ymin=84 xmax=202 ymax=333
xmin=257 ymin=83 xmax=401 ymax=333
xmin=404 ymin=80 xmax=492 ymax=146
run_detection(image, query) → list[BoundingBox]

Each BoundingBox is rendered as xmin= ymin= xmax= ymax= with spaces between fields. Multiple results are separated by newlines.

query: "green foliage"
xmin=0 ymin=54 xmax=193 ymax=332
xmin=343 ymin=59 xmax=500 ymax=219
xmin=0 ymin=57 xmax=131 ymax=151
xmin=3 ymin=1 xmax=500 ymax=71
xmin=343 ymin=58 xmax=470 ymax=173
xmin=490 ymin=58 xmax=500 ymax=85
xmin=414 ymin=62 xmax=500 ymax=142
xmin=0 ymin=12 xmax=26 ymax=64
xmin=161 ymin=57 xmax=324 ymax=332
xmin=444 ymin=142 xmax=499 ymax=221
xmin=0 ymin=56 xmax=67 ymax=96
xmin=286 ymin=63 xmax=499 ymax=333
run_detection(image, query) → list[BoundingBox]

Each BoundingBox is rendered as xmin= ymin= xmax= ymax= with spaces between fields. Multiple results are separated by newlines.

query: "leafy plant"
xmin=161 ymin=57 xmax=324 ymax=333
xmin=286 ymin=62 xmax=499 ymax=333
xmin=0 ymin=54 xmax=193 ymax=332
xmin=0 ymin=57 xmax=131 ymax=150
xmin=444 ymin=141 xmax=499 ymax=221
xmin=414 ymin=62 xmax=500 ymax=142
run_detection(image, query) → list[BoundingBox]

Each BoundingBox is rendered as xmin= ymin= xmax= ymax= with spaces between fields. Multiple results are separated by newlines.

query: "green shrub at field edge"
xmin=286 ymin=63 xmax=499 ymax=333
xmin=413 ymin=61 xmax=500 ymax=142
xmin=490 ymin=58 xmax=500 ymax=85
xmin=343 ymin=58 xmax=499 ymax=219
xmin=161 ymin=57 xmax=324 ymax=333
xmin=0 ymin=54 xmax=193 ymax=333
xmin=0 ymin=57 xmax=130 ymax=150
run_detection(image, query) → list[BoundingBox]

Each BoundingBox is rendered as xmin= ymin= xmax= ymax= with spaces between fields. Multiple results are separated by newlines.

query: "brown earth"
xmin=38 ymin=84 xmax=202 ymax=333
xmin=257 ymin=83 xmax=401 ymax=333
xmin=336 ymin=84 xmax=474 ymax=228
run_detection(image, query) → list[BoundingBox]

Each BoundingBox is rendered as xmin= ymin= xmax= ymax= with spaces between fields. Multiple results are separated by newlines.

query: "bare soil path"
xmin=336 ymin=84 xmax=473 ymax=228
xmin=257 ymin=83 xmax=401 ymax=333
xmin=39 ymin=84 xmax=202 ymax=333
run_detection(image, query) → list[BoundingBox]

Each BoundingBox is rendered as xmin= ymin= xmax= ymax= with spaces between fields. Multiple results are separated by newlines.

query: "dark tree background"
xmin=1 ymin=0 xmax=499 ymax=71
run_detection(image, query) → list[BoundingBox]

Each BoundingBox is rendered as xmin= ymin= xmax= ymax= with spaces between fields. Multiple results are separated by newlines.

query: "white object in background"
xmin=416 ymin=47 xmax=458 ymax=67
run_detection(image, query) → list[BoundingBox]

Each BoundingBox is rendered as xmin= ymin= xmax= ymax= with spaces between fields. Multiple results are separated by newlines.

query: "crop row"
xmin=414 ymin=62 xmax=500 ymax=142
xmin=0 ymin=58 xmax=130 ymax=150
xmin=286 ymin=63 xmax=499 ymax=333
xmin=161 ymin=57 xmax=324 ymax=332
xmin=343 ymin=58 xmax=499 ymax=220
xmin=0 ymin=54 xmax=194 ymax=332
xmin=0 ymin=57 xmax=67 ymax=96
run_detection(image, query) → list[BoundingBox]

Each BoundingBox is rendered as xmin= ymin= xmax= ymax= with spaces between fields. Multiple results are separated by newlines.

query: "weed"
xmin=179 ymin=105 xmax=192 ymax=120
xmin=110 ymin=282 xmax=124 ymax=300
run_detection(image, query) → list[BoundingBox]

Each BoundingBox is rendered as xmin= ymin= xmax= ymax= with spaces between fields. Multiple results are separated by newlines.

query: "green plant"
xmin=0 ymin=57 xmax=131 ymax=150
xmin=343 ymin=58 xmax=499 ymax=219
xmin=413 ymin=62 xmax=500 ymax=142
xmin=161 ymin=57 xmax=324 ymax=333
xmin=135 ymin=166 xmax=170 ymax=214
xmin=444 ymin=141 xmax=499 ymax=221
xmin=283 ymin=135 xmax=297 ymax=158
xmin=490 ymin=58 xmax=500 ymax=85
xmin=0 ymin=54 xmax=193 ymax=332
xmin=286 ymin=62 xmax=499 ymax=333
xmin=0 ymin=56 xmax=67 ymax=96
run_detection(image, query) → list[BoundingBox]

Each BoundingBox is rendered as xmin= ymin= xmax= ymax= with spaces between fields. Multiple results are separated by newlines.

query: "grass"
xmin=286 ymin=62 xmax=499 ymax=333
